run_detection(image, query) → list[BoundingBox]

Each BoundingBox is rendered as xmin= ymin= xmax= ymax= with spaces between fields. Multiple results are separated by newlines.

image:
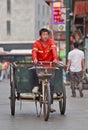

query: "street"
xmin=0 ymin=79 xmax=88 ymax=130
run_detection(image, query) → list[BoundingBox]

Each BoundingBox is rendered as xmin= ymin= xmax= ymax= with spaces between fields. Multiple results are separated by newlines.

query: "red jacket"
xmin=32 ymin=38 xmax=59 ymax=62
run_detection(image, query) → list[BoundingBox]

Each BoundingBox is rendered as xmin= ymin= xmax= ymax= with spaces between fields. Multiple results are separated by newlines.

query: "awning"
xmin=44 ymin=0 xmax=52 ymax=5
xmin=74 ymin=1 xmax=88 ymax=15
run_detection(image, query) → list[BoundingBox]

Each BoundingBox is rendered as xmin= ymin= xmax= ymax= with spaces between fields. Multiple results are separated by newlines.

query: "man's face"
xmin=40 ymin=32 xmax=49 ymax=42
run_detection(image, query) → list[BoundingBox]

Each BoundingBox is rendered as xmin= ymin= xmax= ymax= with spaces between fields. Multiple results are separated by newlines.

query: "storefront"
xmin=71 ymin=0 xmax=88 ymax=78
xmin=71 ymin=0 xmax=88 ymax=48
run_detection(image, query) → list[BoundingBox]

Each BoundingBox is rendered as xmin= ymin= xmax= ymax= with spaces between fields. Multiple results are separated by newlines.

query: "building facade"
xmin=71 ymin=0 xmax=88 ymax=37
xmin=0 ymin=0 xmax=50 ymax=42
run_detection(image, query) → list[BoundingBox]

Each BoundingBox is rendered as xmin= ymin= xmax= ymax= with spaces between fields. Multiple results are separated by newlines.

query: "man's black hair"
xmin=39 ymin=28 xmax=50 ymax=36
xmin=74 ymin=41 xmax=79 ymax=48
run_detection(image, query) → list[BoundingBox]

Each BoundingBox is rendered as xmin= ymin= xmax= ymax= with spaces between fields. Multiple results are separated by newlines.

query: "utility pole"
xmin=64 ymin=0 xmax=71 ymax=62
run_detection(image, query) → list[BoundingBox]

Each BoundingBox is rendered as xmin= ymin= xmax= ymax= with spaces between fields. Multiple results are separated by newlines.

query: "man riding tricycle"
xmin=9 ymin=28 xmax=66 ymax=121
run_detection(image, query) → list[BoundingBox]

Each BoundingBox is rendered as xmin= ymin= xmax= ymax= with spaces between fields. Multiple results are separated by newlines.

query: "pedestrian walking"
xmin=0 ymin=60 xmax=9 ymax=81
xmin=66 ymin=41 xmax=85 ymax=97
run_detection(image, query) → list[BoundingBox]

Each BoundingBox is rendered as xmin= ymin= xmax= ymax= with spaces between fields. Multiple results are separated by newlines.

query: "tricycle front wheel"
xmin=43 ymin=82 xmax=51 ymax=121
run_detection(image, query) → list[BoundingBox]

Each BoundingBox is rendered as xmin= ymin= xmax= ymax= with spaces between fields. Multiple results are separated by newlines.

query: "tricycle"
xmin=9 ymin=60 xmax=66 ymax=121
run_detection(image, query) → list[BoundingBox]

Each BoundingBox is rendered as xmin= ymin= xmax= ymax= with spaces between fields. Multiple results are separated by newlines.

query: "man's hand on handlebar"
xmin=53 ymin=59 xmax=58 ymax=64
xmin=33 ymin=59 xmax=38 ymax=64
xmin=33 ymin=60 xmax=59 ymax=66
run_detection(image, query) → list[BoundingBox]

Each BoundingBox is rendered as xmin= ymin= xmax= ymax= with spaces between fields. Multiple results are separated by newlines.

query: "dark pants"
xmin=70 ymin=71 xmax=83 ymax=95
xmin=32 ymin=69 xmax=54 ymax=104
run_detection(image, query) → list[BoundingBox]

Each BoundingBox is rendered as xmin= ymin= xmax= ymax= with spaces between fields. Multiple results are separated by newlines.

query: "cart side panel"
xmin=53 ymin=67 xmax=63 ymax=93
xmin=17 ymin=67 xmax=34 ymax=93
xmin=85 ymin=38 xmax=88 ymax=73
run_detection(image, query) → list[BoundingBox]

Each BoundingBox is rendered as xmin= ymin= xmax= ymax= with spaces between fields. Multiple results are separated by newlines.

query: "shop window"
xmin=7 ymin=20 xmax=11 ymax=35
xmin=7 ymin=0 xmax=11 ymax=14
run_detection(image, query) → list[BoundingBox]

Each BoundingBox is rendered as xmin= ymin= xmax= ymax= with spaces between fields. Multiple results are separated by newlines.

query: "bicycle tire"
xmin=43 ymin=82 xmax=51 ymax=121
xmin=59 ymin=83 xmax=66 ymax=115
xmin=10 ymin=82 xmax=16 ymax=116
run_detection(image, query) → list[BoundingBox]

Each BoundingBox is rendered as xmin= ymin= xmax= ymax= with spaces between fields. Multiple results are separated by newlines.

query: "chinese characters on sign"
xmin=52 ymin=0 xmax=66 ymax=24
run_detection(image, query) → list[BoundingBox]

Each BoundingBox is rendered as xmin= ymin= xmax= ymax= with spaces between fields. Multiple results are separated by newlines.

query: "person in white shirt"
xmin=67 ymin=42 xmax=85 ymax=97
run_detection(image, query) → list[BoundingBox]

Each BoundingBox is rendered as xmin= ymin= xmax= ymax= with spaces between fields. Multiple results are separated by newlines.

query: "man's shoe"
xmin=32 ymin=86 xmax=39 ymax=93
xmin=50 ymin=108 xmax=56 ymax=113
xmin=71 ymin=93 xmax=76 ymax=97
xmin=79 ymin=90 xmax=83 ymax=97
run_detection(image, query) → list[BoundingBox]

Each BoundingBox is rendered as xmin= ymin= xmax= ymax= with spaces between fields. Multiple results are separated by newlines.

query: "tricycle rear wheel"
xmin=10 ymin=82 xmax=16 ymax=116
xmin=59 ymin=83 xmax=66 ymax=115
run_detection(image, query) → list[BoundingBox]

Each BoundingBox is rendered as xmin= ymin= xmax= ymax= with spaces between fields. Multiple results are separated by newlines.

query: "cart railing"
xmin=11 ymin=61 xmax=66 ymax=68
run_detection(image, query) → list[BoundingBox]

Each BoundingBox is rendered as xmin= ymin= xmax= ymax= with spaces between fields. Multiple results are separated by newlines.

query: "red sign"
xmin=52 ymin=1 xmax=66 ymax=24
